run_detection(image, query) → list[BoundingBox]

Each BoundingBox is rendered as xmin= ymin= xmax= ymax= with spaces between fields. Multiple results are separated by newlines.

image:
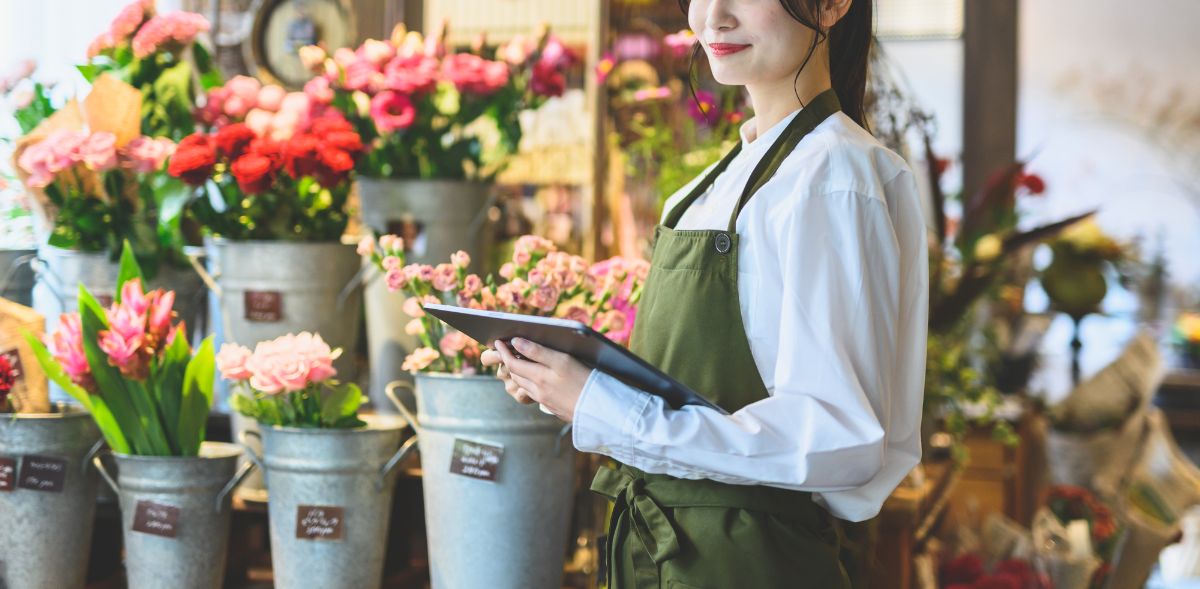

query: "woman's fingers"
xmin=495 ymin=340 xmax=550 ymax=383
xmin=509 ymin=338 xmax=569 ymax=369
xmin=480 ymin=348 xmax=502 ymax=367
xmin=504 ymin=377 xmax=536 ymax=404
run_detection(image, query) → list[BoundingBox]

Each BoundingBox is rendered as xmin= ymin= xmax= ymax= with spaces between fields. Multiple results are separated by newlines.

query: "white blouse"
xmin=571 ymin=106 xmax=929 ymax=522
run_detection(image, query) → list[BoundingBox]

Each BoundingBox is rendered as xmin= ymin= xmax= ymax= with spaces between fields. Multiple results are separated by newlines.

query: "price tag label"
xmin=17 ymin=455 xmax=68 ymax=492
xmin=449 ymin=438 xmax=504 ymax=482
xmin=244 ymin=291 xmax=283 ymax=322
xmin=295 ymin=505 xmax=344 ymax=540
xmin=0 ymin=456 xmax=15 ymax=491
xmin=132 ymin=501 xmax=180 ymax=538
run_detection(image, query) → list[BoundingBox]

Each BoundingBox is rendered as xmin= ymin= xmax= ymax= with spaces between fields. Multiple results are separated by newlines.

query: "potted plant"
xmin=301 ymin=22 xmax=576 ymax=408
xmin=219 ymin=333 xmax=410 ymax=589
xmin=169 ymin=87 xmax=366 ymax=383
xmin=0 ymin=59 xmax=47 ymax=307
xmin=26 ymin=243 xmax=252 ymax=589
xmin=0 ymin=297 xmax=103 ymax=589
xmin=362 ymin=233 xmax=647 ymax=589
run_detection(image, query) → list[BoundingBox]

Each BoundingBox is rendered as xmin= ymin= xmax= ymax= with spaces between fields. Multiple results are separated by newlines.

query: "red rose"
xmin=248 ymin=138 xmax=282 ymax=162
xmin=310 ymin=115 xmax=354 ymax=136
xmin=324 ymin=130 xmax=364 ymax=155
xmin=230 ymin=153 xmax=276 ymax=194
xmin=215 ymin=123 xmax=257 ymax=159
xmin=282 ymin=134 xmax=321 ymax=179
xmin=315 ymin=145 xmax=354 ymax=188
xmin=167 ymin=134 xmax=217 ymax=186
xmin=530 ymin=60 xmax=565 ymax=97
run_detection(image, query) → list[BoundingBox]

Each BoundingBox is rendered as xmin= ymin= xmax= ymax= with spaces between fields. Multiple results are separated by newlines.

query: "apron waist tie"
xmin=591 ymin=465 xmax=826 ymax=589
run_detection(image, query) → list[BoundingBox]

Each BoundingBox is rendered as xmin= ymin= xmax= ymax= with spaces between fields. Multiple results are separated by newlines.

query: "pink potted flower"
xmin=221 ymin=332 xmax=411 ymax=589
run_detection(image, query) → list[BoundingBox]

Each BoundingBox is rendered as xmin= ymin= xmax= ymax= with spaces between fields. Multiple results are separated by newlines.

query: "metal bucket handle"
xmin=29 ymin=255 xmax=67 ymax=307
xmin=377 ymin=436 xmax=419 ymax=491
xmin=0 ymin=252 xmax=35 ymax=295
xmin=215 ymin=461 xmax=257 ymax=514
xmin=82 ymin=439 xmax=107 ymax=476
xmin=236 ymin=429 xmax=266 ymax=472
xmin=385 ymin=380 xmax=421 ymax=435
xmin=92 ymin=451 xmax=120 ymax=495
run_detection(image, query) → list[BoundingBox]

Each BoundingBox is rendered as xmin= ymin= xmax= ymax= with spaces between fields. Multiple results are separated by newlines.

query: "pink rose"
xmin=382 ymin=256 xmax=403 ymax=271
xmin=80 ymin=132 xmax=118 ymax=170
xmin=440 ymin=53 xmax=509 ymax=95
xmin=499 ymin=263 xmax=515 ymax=280
xmin=358 ymin=39 xmax=395 ymax=66
xmin=216 ymin=343 xmax=253 ymax=380
xmin=223 ymin=95 xmax=251 ymax=119
xmin=256 ymin=84 xmax=286 ymax=112
xmin=342 ymin=59 xmax=377 ymax=92
xmin=226 ymin=75 xmax=262 ymax=106
xmin=356 ymin=236 xmax=375 ymax=256
xmin=379 ymin=234 xmax=404 ymax=253
xmin=244 ymin=108 xmax=273 ymax=136
xmin=304 ymin=77 xmax=334 ymax=105
xmin=131 ymin=12 xmax=210 ymax=59
xmin=120 ymin=136 xmax=176 ymax=173
xmin=383 ymin=56 xmax=439 ymax=94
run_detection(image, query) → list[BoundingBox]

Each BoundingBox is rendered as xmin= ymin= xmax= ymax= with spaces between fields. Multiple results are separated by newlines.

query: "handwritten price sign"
xmin=17 ymin=455 xmax=67 ymax=492
xmin=449 ymin=438 xmax=504 ymax=482
xmin=295 ymin=505 xmax=345 ymax=540
xmin=133 ymin=501 xmax=181 ymax=538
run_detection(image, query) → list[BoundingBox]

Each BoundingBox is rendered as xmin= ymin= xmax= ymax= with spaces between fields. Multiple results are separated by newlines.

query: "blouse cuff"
xmin=572 ymin=369 xmax=652 ymax=455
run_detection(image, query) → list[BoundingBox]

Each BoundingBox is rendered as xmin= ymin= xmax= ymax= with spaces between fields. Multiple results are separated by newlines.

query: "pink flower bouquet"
xmin=218 ymin=333 xmax=365 ymax=429
xmin=360 ymin=234 xmax=649 ymax=374
xmin=25 ymin=242 xmax=217 ymax=457
xmin=302 ymin=22 xmax=577 ymax=180
xmin=17 ymin=128 xmax=183 ymax=267
xmin=82 ymin=0 xmax=219 ymax=140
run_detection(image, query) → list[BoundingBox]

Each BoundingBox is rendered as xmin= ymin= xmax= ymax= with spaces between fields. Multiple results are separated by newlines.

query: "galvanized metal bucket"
xmin=387 ymin=373 xmax=575 ymax=589
xmin=200 ymin=238 xmax=364 ymax=499
xmin=93 ymin=442 xmax=253 ymax=589
xmin=0 ymin=403 xmax=104 ymax=589
xmin=357 ymin=179 xmax=493 ymax=413
xmin=237 ymin=414 xmax=415 ymax=589
xmin=0 ymin=248 xmax=36 ymax=306
xmin=31 ymin=244 xmax=207 ymax=403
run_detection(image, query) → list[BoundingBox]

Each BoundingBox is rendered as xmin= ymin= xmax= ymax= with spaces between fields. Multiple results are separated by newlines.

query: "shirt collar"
xmin=738 ymin=107 xmax=803 ymax=153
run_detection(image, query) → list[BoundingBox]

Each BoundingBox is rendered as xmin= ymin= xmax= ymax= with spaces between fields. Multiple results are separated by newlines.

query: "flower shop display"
xmin=305 ymin=22 xmax=577 ymax=407
xmin=365 ymin=233 xmax=647 ymax=589
xmin=26 ymin=243 xmax=252 ymax=589
xmin=220 ymin=333 xmax=412 ymax=589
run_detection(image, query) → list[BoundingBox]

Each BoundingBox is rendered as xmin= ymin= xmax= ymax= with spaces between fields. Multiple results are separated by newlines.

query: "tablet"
xmin=422 ymin=303 xmax=726 ymax=414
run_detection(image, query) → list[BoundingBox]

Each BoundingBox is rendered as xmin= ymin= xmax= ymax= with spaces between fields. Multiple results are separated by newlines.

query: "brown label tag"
xmin=449 ymin=438 xmax=504 ymax=482
xmin=244 ymin=291 xmax=283 ymax=322
xmin=132 ymin=500 xmax=181 ymax=538
xmin=0 ymin=456 xmax=15 ymax=491
xmin=17 ymin=455 xmax=67 ymax=492
xmin=295 ymin=505 xmax=344 ymax=540
xmin=0 ymin=348 xmax=24 ymax=385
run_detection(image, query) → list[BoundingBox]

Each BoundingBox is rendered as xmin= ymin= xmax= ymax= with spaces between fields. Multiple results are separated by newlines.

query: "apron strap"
xmin=661 ymin=88 xmax=842 ymax=232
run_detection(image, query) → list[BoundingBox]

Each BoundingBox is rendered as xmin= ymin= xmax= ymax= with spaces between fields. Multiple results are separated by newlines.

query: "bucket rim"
xmin=260 ymin=413 xmax=408 ymax=435
xmin=207 ymin=237 xmax=358 ymax=248
xmin=356 ymin=177 xmax=491 ymax=188
xmin=112 ymin=440 xmax=242 ymax=462
xmin=0 ymin=402 xmax=92 ymax=420
xmin=413 ymin=371 xmax=500 ymax=383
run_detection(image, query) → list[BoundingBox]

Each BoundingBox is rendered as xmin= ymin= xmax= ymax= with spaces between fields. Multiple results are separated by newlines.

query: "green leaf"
xmin=76 ymin=63 xmax=100 ymax=83
xmin=154 ymin=332 xmax=190 ymax=450
xmin=78 ymin=288 xmax=160 ymax=455
xmin=178 ymin=337 xmax=215 ymax=456
xmin=319 ymin=383 xmax=363 ymax=427
xmin=115 ymin=240 xmax=144 ymax=300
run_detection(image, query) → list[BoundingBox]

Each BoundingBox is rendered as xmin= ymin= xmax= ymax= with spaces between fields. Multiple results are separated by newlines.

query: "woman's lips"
xmin=708 ymin=43 xmax=750 ymax=57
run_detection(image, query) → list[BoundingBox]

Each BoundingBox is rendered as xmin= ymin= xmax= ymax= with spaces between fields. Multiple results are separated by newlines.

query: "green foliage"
xmin=924 ymin=326 xmax=1020 ymax=464
xmin=230 ymin=382 xmax=366 ymax=429
xmin=189 ymin=172 xmax=352 ymax=241
xmin=12 ymin=82 xmax=58 ymax=134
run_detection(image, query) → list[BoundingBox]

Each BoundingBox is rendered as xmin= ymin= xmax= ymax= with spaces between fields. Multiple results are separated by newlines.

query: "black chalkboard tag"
xmin=132 ymin=501 xmax=180 ymax=538
xmin=296 ymin=505 xmax=345 ymax=540
xmin=0 ymin=456 xmax=15 ymax=491
xmin=17 ymin=455 xmax=67 ymax=492
xmin=449 ymin=438 xmax=504 ymax=482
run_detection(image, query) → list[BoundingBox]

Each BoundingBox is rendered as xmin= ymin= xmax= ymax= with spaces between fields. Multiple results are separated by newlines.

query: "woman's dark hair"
xmin=678 ymin=0 xmax=873 ymax=130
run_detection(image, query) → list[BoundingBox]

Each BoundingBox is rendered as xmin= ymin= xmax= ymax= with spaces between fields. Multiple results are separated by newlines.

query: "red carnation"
xmin=230 ymin=153 xmax=276 ymax=194
xmin=215 ymin=123 xmax=257 ymax=159
xmin=310 ymin=115 xmax=354 ymax=136
xmin=324 ymin=130 xmax=364 ymax=155
xmin=283 ymin=134 xmax=321 ymax=179
xmin=315 ymin=145 xmax=354 ymax=188
xmin=168 ymin=134 xmax=217 ymax=186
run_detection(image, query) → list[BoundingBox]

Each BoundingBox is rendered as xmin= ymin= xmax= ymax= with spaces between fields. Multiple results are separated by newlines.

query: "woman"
xmin=482 ymin=0 xmax=928 ymax=586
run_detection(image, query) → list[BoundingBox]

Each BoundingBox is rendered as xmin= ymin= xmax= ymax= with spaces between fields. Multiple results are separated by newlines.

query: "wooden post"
xmin=962 ymin=0 xmax=1019 ymax=194
xmin=586 ymin=0 xmax=611 ymax=260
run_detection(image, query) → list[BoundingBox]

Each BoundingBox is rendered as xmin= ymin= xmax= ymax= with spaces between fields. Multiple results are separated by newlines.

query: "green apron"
xmin=591 ymin=89 xmax=850 ymax=589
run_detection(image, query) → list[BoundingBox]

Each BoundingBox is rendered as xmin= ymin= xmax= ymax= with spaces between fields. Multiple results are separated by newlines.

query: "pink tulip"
xmin=48 ymin=313 xmax=91 ymax=385
xmin=121 ymin=278 xmax=150 ymax=315
xmin=105 ymin=302 xmax=146 ymax=344
xmin=98 ymin=328 xmax=143 ymax=375
xmin=147 ymin=290 xmax=175 ymax=340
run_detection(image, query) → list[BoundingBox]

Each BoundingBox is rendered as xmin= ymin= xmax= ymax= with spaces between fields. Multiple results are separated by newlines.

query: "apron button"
xmin=714 ymin=233 xmax=732 ymax=254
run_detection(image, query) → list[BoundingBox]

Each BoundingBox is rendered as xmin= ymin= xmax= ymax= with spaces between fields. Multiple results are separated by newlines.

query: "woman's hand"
xmin=479 ymin=338 xmax=592 ymax=422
